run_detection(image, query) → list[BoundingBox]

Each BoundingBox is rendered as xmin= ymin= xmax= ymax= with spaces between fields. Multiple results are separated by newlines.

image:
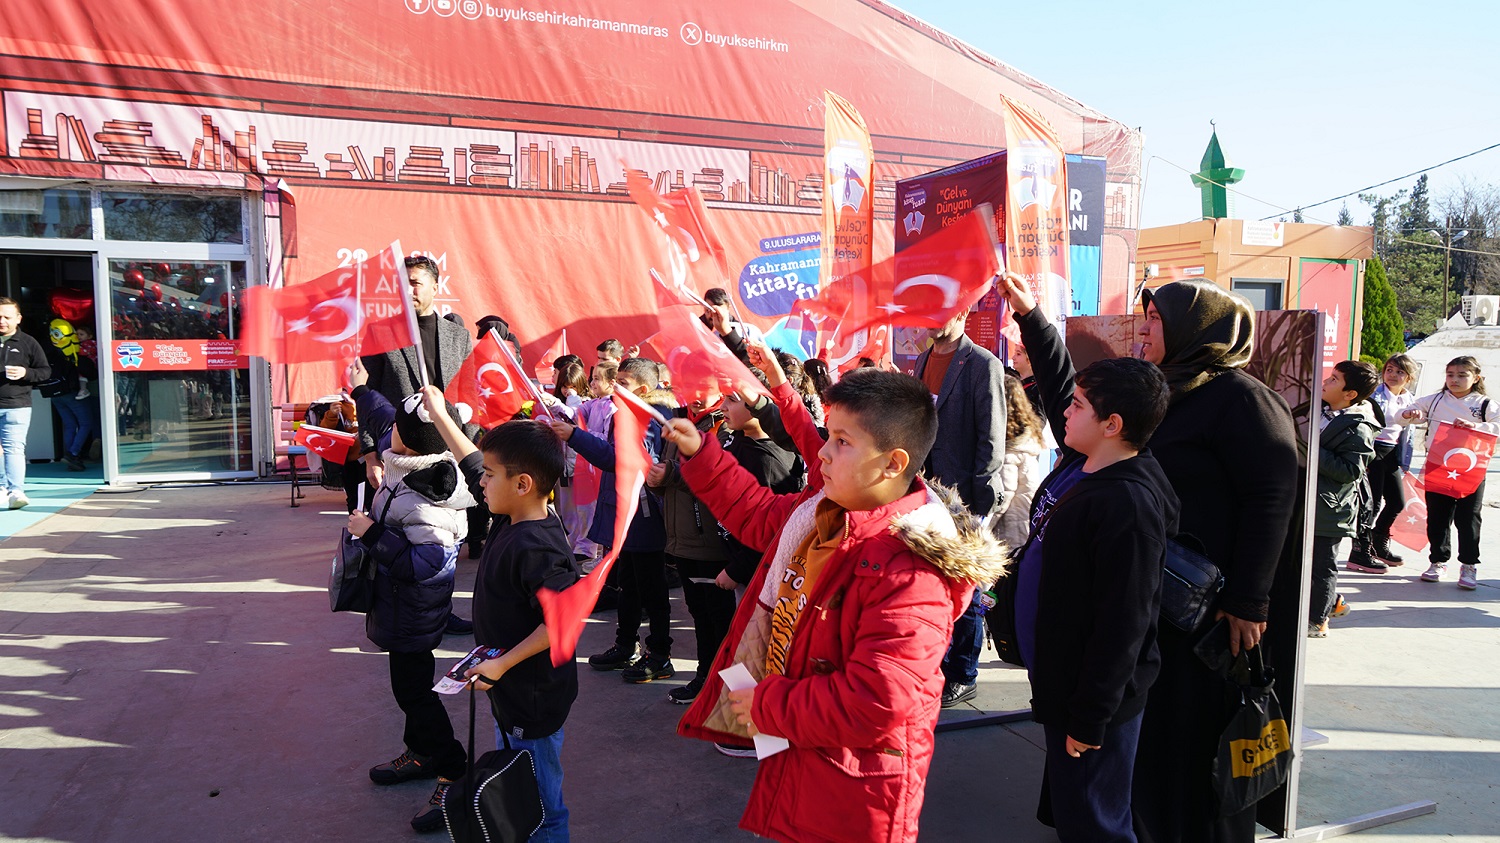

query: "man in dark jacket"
xmin=0 ymin=298 xmax=51 ymax=509
xmin=359 ymin=255 xmax=474 ymax=488
xmin=914 ymin=309 xmax=1006 ymax=707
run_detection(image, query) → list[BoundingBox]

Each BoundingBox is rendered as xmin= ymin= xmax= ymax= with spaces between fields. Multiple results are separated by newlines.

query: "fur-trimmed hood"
xmin=890 ymin=478 xmax=1010 ymax=586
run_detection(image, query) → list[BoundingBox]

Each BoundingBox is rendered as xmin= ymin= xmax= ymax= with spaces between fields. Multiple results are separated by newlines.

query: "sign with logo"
xmin=111 ymin=339 xmax=247 ymax=372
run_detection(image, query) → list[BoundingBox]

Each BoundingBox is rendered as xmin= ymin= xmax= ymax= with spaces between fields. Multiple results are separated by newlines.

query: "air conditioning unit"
xmin=1464 ymin=295 xmax=1500 ymax=326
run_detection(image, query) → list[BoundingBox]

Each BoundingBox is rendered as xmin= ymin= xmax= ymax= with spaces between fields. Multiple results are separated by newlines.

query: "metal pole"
xmin=1442 ymin=226 xmax=1451 ymax=321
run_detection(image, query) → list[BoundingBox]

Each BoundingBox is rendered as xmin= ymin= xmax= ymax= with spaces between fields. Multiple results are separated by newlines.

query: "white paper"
xmin=356 ymin=484 xmax=366 ymax=513
xmin=717 ymin=662 xmax=790 ymax=759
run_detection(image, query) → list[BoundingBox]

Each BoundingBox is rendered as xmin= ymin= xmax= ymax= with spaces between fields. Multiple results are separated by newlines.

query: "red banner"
xmin=1423 ymin=421 xmax=1496 ymax=499
xmin=110 ymin=339 xmax=246 ymax=372
xmin=1001 ymin=96 xmax=1070 ymax=328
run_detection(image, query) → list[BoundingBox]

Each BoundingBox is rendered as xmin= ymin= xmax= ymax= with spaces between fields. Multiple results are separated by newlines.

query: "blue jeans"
xmin=0 ymin=407 xmax=32 ymax=494
xmin=496 ymin=725 xmax=568 ymax=842
xmin=51 ymin=394 xmax=97 ymax=459
xmin=1041 ymin=712 xmax=1143 ymax=842
xmin=942 ymin=590 xmax=984 ymax=684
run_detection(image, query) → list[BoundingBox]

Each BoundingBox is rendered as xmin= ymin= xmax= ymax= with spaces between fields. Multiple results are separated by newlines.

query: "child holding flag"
xmin=1400 ymin=356 xmax=1500 ymax=590
xmin=661 ymin=355 xmax=1005 ymax=842
xmin=422 ymin=385 xmax=580 ymax=842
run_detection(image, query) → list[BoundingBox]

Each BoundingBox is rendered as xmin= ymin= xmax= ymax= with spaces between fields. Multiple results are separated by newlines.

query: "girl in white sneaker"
xmin=1399 ymin=356 xmax=1499 ymax=589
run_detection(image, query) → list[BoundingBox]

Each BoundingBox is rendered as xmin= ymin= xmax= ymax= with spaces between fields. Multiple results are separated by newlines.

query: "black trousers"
xmin=1366 ymin=443 xmax=1405 ymax=537
xmin=1427 ymin=479 xmax=1485 ymax=566
xmin=672 ymin=554 xmax=737 ymax=678
xmin=1309 ymin=535 xmax=1340 ymax=624
xmin=387 ymin=649 xmax=466 ymax=779
xmin=615 ymin=549 xmax=672 ymax=655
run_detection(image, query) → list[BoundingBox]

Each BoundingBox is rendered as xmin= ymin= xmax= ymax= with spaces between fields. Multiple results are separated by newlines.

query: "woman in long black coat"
xmin=1130 ymin=280 xmax=1300 ymax=842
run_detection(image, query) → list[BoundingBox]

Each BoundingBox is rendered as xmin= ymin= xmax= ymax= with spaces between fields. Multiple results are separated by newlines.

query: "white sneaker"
xmin=1458 ymin=564 xmax=1479 ymax=590
xmin=1420 ymin=563 xmax=1446 ymax=582
xmin=7 ymin=492 xmax=27 ymax=510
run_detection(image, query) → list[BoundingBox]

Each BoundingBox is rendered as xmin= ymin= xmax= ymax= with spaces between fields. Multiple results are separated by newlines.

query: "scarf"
xmin=1141 ymin=279 xmax=1256 ymax=402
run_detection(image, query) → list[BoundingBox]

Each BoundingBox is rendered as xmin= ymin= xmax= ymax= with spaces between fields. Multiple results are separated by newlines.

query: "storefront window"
xmin=0 ymin=188 xmax=92 ymax=238
xmin=108 ymin=259 xmax=252 ymax=474
xmin=102 ymin=191 xmax=243 ymax=243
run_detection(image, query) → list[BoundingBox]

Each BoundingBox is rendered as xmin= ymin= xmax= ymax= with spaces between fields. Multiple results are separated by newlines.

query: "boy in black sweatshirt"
xmin=422 ymin=386 xmax=580 ymax=842
xmin=1004 ymin=275 xmax=1179 ymax=842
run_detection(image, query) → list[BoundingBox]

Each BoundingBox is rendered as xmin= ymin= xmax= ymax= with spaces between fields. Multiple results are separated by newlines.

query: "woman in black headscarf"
xmin=1003 ymin=275 xmax=1300 ymax=842
xmin=1131 ymin=279 xmax=1300 ymax=842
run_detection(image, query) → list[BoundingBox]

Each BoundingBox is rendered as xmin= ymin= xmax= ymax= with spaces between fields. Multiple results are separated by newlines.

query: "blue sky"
xmin=897 ymin=0 xmax=1500 ymax=229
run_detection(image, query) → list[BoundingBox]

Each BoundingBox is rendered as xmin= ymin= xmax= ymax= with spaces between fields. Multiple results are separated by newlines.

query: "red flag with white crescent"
xmin=444 ymin=330 xmax=532 ymax=427
xmin=796 ymin=206 xmax=1000 ymax=338
xmin=293 ymin=424 xmax=355 ymax=464
xmin=1389 ymin=470 xmax=1429 ymax=552
xmin=243 ymin=241 xmax=412 ymax=364
xmin=540 ymin=389 xmax=658 ymax=665
xmin=654 ymin=301 xmax=765 ymax=406
xmin=1422 ymin=421 xmax=1496 ymax=498
xmin=626 ymin=165 xmax=729 ymax=292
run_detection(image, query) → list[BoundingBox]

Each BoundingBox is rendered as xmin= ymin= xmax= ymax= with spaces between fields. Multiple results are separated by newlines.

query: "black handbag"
xmin=1210 ymin=646 xmax=1292 ymax=815
xmin=983 ymin=547 xmax=1025 ymax=668
xmin=36 ymin=377 xmax=70 ymax=399
xmin=328 ymin=490 xmax=395 ymax=613
xmin=1159 ymin=534 xmax=1225 ymax=634
xmin=443 ymin=684 xmax=545 ymax=843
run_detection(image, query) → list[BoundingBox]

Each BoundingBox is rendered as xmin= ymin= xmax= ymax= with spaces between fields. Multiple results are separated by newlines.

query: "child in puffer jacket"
xmin=346 ymin=392 xmax=476 ymax=833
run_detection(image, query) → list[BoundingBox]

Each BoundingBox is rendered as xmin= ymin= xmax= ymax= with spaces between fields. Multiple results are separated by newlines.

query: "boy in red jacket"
xmin=662 ymin=348 xmax=1006 ymax=843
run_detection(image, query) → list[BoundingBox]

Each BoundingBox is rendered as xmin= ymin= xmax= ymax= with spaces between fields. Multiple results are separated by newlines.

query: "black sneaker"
xmin=588 ymin=641 xmax=640 ymax=671
xmin=622 ymin=652 xmax=676 ymax=683
xmin=445 ymin=613 xmax=474 ymax=635
xmin=410 ymin=778 xmax=453 ymax=833
xmin=669 ymin=675 xmax=706 ymax=704
xmin=370 ymin=749 xmax=437 ymax=785
xmin=467 ymin=542 xmax=484 ymax=560
xmin=940 ymin=681 xmax=978 ymax=708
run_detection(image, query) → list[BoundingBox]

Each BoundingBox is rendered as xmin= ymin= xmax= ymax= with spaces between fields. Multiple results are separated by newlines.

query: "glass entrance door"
xmin=105 ymin=258 xmax=253 ymax=478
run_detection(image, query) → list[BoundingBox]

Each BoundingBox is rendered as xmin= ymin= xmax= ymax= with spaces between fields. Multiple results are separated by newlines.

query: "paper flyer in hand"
xmin=718 ymin=662 xmax=790 ymax=759
xmin=434 ymin=645 xmax=507 ymax=694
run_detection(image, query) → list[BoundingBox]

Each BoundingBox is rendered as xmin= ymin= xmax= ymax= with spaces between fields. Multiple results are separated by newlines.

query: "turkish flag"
xmin=243 ymin=241 xmax=412 ymax=364
xmin=1423 ymin=421 xmax=1496 ymax=498
xmin=294 ymin=424 xmax=355 ymax=464
xmin=539 ymin=389 xmax=658 ymax=665
xmin=654 ymin=301 xmax=765 ymax=406
xmin=446 ymin=330 xmax=544 ymax=428
xmin=626 ymin=166 xmax=729 ymax=288
xmin=797 ymin=205 xmax=1000 ymax=337
xmin=534 ymin=329 xmax=569 ymax=386
xmin=1389 ymin=470 xmax=1429 ymax=552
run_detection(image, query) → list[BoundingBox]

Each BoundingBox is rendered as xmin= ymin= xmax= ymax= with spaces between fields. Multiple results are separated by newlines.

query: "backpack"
xmin=443 ymin=685 xmax=545 ymax=842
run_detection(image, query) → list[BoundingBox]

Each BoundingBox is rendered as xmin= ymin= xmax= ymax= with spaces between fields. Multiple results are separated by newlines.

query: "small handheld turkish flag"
xmin=626 ymin=165 xmax=730 ymax=287
xmin=294 ymin=424 xmax=355 ymax=464
xmin=539 ymin=388 xmax=659 ymax=665
xmin=1389 ymin=470 xmax=1429 ymax=552
xmin=446 ymin=330 xmax=542 ymax=427
xmin=534 ymin=330 xmax=569 ymax=386
xmin=243 ymin=241 xmax=412 ymax=364
xmin=1422 ymin=421 xmax=1496 ymax=498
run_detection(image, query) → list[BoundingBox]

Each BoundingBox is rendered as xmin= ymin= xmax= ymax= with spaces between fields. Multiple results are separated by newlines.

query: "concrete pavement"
xmin=0 ymin=474 xmax=1496 ymax=842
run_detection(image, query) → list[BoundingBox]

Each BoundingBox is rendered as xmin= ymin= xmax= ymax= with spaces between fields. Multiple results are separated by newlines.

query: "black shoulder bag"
xmin=328 ymin=487 xmax=397 ymax=613
xmin=443 ymin=683 xmax=545 ymax=842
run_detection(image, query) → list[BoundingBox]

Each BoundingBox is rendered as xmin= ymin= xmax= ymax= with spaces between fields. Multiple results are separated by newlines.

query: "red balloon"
xmin=153 ymin=263 xmax=172 ymax=279
xmin=147 ymin=283 xmax=161 ymax=301
xmin=124 ymin=269 xmax=145 ymax=289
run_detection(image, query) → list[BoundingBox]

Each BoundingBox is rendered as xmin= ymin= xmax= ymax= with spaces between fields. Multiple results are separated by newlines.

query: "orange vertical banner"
xmin=821 ymin=90 xmax=875 ymax=369
xmin=1001 ymin=97 xmax=1071 ymax=327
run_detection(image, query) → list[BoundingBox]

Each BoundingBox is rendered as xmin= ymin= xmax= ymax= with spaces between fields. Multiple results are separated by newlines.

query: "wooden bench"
xmin=274 ymin=403 xmax=313 ymax=507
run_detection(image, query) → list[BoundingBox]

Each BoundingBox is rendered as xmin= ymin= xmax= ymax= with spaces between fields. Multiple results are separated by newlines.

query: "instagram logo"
xmin=458 ymin=0 xmax=481 ymax=18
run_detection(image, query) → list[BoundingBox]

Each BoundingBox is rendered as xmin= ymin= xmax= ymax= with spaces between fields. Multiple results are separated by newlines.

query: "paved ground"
xmin=0 ymin=473 xmax=1495 ymax=842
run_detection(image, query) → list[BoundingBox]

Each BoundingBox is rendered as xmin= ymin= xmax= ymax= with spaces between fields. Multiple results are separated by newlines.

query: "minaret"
xmin=1190 ymin=126 xmax=1245 ymax=219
